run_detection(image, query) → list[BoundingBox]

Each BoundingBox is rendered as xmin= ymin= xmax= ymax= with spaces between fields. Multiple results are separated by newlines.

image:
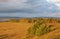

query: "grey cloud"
xmin=0 ymin=0 xmax=60 ymax=17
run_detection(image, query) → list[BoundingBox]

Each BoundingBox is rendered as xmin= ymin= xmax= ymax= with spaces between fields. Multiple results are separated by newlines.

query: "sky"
xmin=0 ymin=0 xmax=60 ymax=17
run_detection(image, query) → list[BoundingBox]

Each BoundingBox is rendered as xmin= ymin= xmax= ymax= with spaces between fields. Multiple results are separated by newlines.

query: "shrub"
xmin=25 ymin=21 xmax=57 ymax=39
xmin=10 ymin=19 xmax=20 ymax=22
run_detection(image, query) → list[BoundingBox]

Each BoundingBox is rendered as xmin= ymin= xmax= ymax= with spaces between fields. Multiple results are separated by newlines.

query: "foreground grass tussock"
xmin=24 ymin=21 xmax=57 ymax=39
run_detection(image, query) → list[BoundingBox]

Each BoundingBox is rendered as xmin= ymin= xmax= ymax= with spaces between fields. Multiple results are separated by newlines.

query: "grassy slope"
xmin=0 ymin=18 xmax=60 ymax=39
xmin=0 ymin=22 xmax=33 ymax=39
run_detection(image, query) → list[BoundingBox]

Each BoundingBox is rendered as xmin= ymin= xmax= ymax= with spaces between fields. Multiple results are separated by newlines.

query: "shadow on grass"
xmin=0 ymin=34 xmax=16 ymax=39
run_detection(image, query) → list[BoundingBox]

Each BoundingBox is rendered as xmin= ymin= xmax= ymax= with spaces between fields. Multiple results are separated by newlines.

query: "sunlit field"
xmin=0 ymin=18 xmax=60 ymax=39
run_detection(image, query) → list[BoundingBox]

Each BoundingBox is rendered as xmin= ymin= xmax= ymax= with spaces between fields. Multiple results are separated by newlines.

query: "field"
xmin=0 ymin=18 xmax=60 ymax=39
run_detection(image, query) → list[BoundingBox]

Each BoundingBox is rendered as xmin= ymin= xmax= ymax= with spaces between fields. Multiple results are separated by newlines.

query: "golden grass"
xmin=0 ymin=22 xmax=33 ymax=39
xmin=0 ymin=18 xmax=60 ymax=39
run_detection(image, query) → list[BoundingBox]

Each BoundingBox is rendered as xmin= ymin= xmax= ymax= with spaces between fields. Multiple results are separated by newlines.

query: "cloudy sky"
xmin=0 ymin=0 xmax=60 ymax=17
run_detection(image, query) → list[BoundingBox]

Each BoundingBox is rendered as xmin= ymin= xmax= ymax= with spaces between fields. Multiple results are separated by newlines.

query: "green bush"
xmin=25 ymin=21 xmax=56 ymax=39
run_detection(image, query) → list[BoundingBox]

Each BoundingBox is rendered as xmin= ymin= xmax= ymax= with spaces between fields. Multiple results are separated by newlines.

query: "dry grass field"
xmin=0 ymin=18 xmax=60 ymax=39
xmin=0 ymin=22 xmax=33 ymax=39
